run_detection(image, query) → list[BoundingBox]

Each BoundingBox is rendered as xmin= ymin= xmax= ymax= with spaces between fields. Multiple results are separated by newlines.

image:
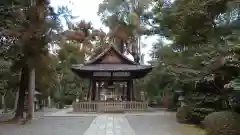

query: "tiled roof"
xmin=85 ymin=45 xmax=137 ymax=65
xmin=72 ymin=64 xmax=152 ymax=71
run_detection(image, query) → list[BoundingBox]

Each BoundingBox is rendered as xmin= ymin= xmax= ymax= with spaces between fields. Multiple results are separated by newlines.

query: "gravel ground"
xmin=0 ymin=110 xmax=204 ymax=135
xmin=0 ymin=108 xmax=61 ymax=122
xmin=0 ymin=116 xmax=95 ymax=135
xmin=126 ymin=113 xmax=182 ymax=135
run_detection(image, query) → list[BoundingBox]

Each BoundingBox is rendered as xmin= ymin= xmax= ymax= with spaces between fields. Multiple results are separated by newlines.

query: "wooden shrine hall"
xmin=71 ymin=46 xmax=152 ymax=112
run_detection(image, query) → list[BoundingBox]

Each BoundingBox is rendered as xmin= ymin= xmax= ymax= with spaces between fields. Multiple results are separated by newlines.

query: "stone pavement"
xmin=82 ymin=113 xmax=181 ymax=135
xmin=84 ymin=114 xmax=136 ymax=135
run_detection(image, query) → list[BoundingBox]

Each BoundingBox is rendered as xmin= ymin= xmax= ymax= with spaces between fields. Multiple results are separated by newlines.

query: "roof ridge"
xmin=110 ymin=45 xmax=137 ymax=64
xmin=85 ymin=45 xmax=137 ymax=65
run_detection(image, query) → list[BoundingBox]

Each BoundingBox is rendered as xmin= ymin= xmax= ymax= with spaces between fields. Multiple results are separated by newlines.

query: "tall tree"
xmin=0 ymin=0 xmax=64 ymax=119
xmin=98 ymin=0 xmax=153 ymax=63
xmin=141 ymin=0 xmax=240 ymax=111
xmin=54 ymin=40 xmax=86 ymax=106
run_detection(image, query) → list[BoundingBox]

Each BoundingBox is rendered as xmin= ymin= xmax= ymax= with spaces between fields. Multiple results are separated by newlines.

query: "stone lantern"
xmin=140 ymin=91 xmax=145 ymax=101
xmin=175 ymin=89 xmax=185 ymax=107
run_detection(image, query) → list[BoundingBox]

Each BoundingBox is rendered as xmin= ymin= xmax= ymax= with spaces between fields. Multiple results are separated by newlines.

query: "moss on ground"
xmin=176 ymin=124 xmax=206 ymax=135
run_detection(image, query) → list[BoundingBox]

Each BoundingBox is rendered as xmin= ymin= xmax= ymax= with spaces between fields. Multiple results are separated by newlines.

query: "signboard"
xmin=93 ymin=72 xmax=111 ymax=77
xmin=93 ymin=72 xmax=130 ymax=77
xmin=112 ymin=72 xmax=130 ymax=77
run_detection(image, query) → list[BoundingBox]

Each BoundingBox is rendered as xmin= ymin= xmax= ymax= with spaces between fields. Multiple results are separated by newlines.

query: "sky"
xmin=50 ymin=0 xmax=159 ymax=64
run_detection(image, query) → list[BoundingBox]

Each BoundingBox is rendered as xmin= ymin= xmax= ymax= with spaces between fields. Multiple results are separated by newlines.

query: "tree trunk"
xmin=14 ymin=67 xmax=29 ymax=119
xmin=27 ymin=68 xmax=35 ymax=120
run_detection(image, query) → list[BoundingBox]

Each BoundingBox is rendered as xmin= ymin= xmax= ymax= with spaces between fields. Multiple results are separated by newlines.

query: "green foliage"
xmin=98 ymin=0 xmax=151 ymax=26
xmin=203 ymin=111 xmax=240 ymax=135
xmin=164 ymin=93 xmax=178 ymax=111
xmin=184 ymin=84 xmax=227 ymax=123
xmin=141 ymin=0 xmax=240 ymax=108
xmin=35 ymin=55 xmax=59 ymax=95
xmin=229 ymin=76 xmax=240 ymax=113
xmin=152 ymin=0 xmax=233 ymax=45
xmin=0 ymin=59 xmax=17 ymax=92
xmin=52 ymin=41 xmax=87 ymax=105
xmin=0 ymin=1 xmax=63 ymax=79
xmin=231 ymin=76 xmax=240 ymax=91
xmin=176 ymin=106 xmax=193 ymax=123
xmin=98 ymin=0 xmax=153 ymax=37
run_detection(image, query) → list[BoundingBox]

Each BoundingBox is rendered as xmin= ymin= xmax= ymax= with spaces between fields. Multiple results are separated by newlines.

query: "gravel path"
xmin=126 ymin=112 xmax=182 ymax=135
xmin=0 ymin=116 xmax=95 ymax=135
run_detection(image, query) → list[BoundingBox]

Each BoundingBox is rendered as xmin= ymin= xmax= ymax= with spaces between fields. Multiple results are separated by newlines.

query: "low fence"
xmin=72 ymin=101 xmax=148 ymax=112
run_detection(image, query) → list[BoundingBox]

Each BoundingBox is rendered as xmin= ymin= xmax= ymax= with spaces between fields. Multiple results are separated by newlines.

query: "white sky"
xmin=50 ymin=0 xmax=159 ymax=64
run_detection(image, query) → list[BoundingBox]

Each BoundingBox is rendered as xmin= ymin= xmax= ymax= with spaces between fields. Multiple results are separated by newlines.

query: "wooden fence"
xmin=72 ymin=101 xmax=148 ymax=112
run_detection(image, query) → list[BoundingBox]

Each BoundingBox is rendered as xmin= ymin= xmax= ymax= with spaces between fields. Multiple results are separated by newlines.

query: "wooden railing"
xmin=73 ymin=102 xmax=97 ymax=112
xmin=72 ymin=101 xmax=148 ymax=112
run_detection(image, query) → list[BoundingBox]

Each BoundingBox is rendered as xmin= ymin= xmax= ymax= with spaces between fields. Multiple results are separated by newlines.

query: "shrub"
xmin=176 ymin=106 xmax=192 ymax=123
xmin=203 ymin=111 xmax=240 ymax=135
xmin=191 ymin=107 xmax=215 ymax=124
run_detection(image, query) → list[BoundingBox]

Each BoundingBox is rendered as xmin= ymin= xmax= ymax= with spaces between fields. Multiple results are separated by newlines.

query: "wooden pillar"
xmin=91 ymin=80 xmax=96 ymax=101
xmin=95 ymin=81 xmax=98 ymax=101
xmin=95 ymin=81 xmax=100 ymax=101
xmin=87 ymin=80 xmax=91 ymax=101
xmin=98 ymin=81 xmax=100 ymax=101
xmin=122 ymin=82 xmax=125 ymax=100
xmin=129 ymin=80 xmax=134 ymax=101
xmin=127 ymin=80 xmax=131 ymax=101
